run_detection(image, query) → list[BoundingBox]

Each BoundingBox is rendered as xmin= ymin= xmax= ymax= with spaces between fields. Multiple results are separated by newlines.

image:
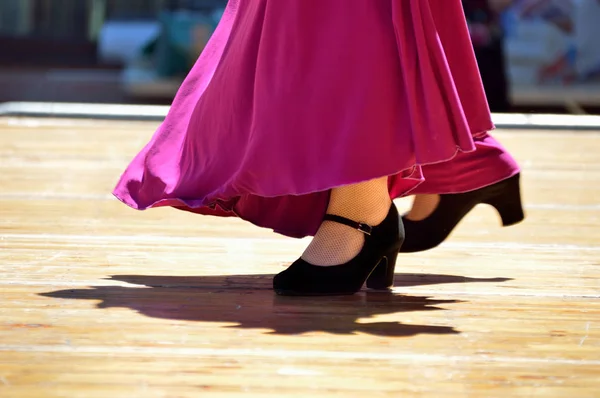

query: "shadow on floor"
xmin=40 ymin=273 xmax=511 ymax=337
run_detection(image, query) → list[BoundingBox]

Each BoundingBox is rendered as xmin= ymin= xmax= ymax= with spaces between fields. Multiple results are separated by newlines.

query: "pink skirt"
xmin=114 ymin=0 xmax=493 ymax=238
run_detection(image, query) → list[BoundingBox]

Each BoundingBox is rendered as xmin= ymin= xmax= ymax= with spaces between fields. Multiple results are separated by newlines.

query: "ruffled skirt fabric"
xmin=114 ymin=0 xmax=493 ymax=238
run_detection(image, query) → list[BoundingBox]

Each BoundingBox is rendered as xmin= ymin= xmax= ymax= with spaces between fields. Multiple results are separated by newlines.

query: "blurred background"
xmin=0 ymin=0 xmax=599 ymax=114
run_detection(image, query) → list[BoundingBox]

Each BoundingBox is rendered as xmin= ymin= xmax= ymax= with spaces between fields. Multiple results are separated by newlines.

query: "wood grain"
xmin=0 ymin=117 xmax=599 ymax=397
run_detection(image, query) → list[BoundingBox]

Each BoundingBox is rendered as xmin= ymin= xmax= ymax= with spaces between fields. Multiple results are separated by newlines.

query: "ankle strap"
xmin=322 ymin=214 xmax=372 ymax=235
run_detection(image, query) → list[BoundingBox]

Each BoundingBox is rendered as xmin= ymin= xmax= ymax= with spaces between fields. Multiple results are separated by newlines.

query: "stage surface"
xmin=1 ymin=117 xmax=598 ymax=397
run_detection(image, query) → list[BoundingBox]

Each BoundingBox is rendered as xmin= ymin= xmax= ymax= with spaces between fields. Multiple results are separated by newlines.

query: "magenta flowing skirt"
xmin=113 ymin=0 xmax=494 ymax=238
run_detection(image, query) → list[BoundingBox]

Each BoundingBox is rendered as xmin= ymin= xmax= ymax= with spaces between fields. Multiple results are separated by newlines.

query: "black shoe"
xmin=400 ymin=173 xmax=525 ymax=253
xmin=273 ymin=204 xmax=405 ymax=296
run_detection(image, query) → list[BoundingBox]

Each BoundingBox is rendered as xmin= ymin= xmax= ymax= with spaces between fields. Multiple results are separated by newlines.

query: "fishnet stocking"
xmin=301 ymin=177 xmax=391 ymax=266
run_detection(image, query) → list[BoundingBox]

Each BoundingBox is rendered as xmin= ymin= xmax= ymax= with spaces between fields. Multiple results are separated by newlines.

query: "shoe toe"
xmin=272 ymin=268 xmax=292 ymax=291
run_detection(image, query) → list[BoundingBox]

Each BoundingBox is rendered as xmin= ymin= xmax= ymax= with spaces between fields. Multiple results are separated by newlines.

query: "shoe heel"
xmin=366 ymin=250 xmax=398 ymax=290
xmin=485 ymin=175 xmax=525 ymax=226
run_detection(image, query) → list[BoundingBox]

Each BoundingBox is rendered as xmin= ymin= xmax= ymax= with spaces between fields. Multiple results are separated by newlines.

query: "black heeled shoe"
xmin=400 ymin=173 xmax=525 ymax=253
xmin=273 ymin=204 xmax=405 ymax=296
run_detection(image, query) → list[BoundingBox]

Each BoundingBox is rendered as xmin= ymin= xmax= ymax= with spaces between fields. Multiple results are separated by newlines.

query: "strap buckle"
xmin=357 ymin=223 xmax=372 ymax=235
xmin=323 ymin=214 xmax=373 ymax=236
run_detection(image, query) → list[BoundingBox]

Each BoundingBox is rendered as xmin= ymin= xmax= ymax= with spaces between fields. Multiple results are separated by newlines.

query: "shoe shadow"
xmin=40 ymin=273 xmax=511 ymax=337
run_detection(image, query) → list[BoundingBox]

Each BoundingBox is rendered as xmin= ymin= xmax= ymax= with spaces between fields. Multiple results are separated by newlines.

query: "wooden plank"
xmin=0 ymin=117 xmax=599 ymax=397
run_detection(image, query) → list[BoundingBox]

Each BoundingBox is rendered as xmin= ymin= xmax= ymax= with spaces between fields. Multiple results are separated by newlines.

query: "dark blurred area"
xmin=0 ymin=0 xmax=226 ymax=105
xmin=0 ymin=0 xmax=599 ymax=113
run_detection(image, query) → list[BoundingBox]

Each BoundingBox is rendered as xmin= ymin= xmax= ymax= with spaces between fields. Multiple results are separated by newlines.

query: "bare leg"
xmin=405 ymin=194 xmax=441 ymax=221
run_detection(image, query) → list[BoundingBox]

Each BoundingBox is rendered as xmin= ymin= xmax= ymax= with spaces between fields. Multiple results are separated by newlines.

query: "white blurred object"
xmin=573 ymin=0 xmax=600 ymax=77
xmin=506 ymin=65 xmax=539 ymax=85
xmin=97 ymin=21 xmax=160 ymax=64
xmin=506 ymin=20 xmax=569 ymax=63
xmin=505 ymin=20 xmax=570 ymax=84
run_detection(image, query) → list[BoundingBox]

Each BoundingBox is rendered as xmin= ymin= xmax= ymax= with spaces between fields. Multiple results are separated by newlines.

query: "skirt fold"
xmin=113 ymin=0 xmax=494 ymax=238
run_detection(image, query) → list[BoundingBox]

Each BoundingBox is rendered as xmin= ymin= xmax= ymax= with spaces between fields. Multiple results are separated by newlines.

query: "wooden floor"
xmin=1 ymin=117 xmax=599 ymax=397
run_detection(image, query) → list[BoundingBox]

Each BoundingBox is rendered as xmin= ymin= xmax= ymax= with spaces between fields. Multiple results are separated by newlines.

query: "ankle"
xmin=405 ymin=194 xmax=440 ymax=221
xmin=301 ymin=222 xmax=365 ymax=266
xmin=327 ymin=177 xmax=391 ymax=225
